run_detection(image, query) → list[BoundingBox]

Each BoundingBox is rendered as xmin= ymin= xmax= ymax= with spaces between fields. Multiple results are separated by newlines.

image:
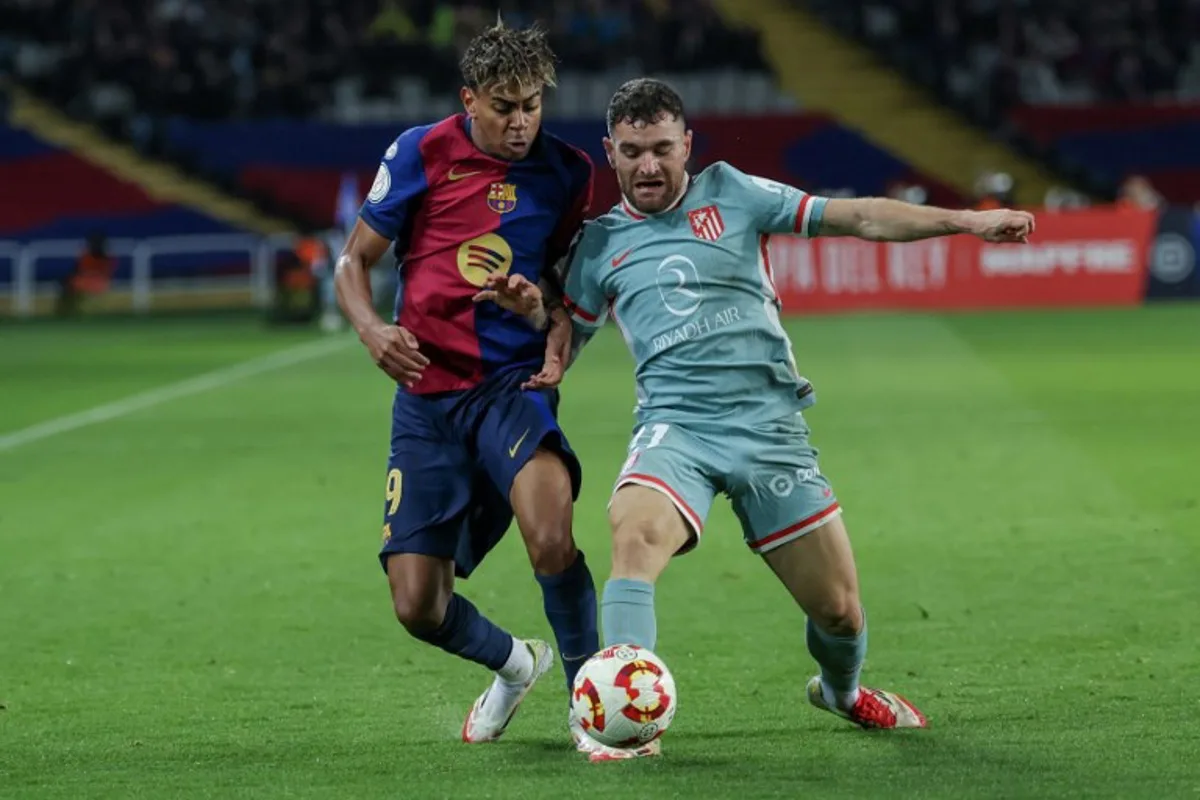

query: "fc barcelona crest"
xmin=487 ymin=182 xmax=518 ymax=214
xmin=687 ymin=205 xmax=724 ymax=241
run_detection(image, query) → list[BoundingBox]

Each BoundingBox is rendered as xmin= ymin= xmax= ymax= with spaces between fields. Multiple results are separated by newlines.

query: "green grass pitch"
xmin=2 ymin=306 xmax=1198 ymax=799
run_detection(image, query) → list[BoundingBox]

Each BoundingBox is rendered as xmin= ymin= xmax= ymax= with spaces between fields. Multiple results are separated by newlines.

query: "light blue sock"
xmin=600 ymin=578 xmax=656 ymax=650
xmin=806 ymin=610 xmax=867 ymax=709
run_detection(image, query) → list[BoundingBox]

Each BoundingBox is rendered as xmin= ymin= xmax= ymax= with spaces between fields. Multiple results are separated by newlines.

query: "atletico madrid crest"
xmin=688 ymin=205 xmax=724 ymax=241
xmin=487 ymin=182 xmax=518 ymax=214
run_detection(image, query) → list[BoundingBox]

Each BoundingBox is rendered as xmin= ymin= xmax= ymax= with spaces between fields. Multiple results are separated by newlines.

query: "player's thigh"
xmin=378 ymin=392 xmax=475 ymax=574
xmin=610 ymin=422 xmax=717 ymax=567
xmin=473 ymin=378 xmax=580 ymax=533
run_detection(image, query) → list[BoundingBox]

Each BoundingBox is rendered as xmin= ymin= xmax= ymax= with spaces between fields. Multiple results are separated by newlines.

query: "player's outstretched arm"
xmin=335 ymin=219 xmax=429 ymax=387
xmin=818 ymin=197 xmax=1035 ymax=243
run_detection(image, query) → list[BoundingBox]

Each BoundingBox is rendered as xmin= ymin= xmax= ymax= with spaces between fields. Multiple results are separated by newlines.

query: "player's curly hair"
xmin=459 ymin=19 xmax=558 ymax=93
xmin=606 ymin=78 xmax=686 ymax=133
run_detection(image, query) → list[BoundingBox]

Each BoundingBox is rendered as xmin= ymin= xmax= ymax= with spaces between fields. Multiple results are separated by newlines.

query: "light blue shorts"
xmin=612 ymin=413 xmax=841 ymax=555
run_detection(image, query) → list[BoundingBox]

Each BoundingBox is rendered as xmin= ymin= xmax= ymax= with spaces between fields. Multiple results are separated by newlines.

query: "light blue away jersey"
xmin=559 ymin=161 xmax=828 ymax=428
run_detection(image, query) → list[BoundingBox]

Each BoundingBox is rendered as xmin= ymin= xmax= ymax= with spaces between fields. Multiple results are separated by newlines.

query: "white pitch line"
xmin=0 ymin=336 xmax=353 ymax=453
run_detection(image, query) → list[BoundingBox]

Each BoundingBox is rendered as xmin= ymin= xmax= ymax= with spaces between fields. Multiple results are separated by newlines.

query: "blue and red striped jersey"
xmin=359 ymin=114 xmax=594 ymax=394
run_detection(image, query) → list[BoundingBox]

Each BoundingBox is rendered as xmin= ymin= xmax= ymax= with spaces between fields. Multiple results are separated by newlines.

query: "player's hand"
xmin=362 ymin=323 xmax=429 ymax=388
xmin=964 ymin=209 xmax=1036 ymax=243
xmin=472 ymin=273 xmax=544 ymax=321
xmin=523 ymin=308 xmax=571 ymax=390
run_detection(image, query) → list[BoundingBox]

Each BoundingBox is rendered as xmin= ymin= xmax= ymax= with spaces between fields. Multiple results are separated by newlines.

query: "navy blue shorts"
xmin=378 ymin=366 xmax=582 ymax=578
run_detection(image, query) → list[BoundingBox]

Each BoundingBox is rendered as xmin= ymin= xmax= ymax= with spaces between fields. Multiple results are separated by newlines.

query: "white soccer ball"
xmin=571 ymin=644 xmax=677 ymax=748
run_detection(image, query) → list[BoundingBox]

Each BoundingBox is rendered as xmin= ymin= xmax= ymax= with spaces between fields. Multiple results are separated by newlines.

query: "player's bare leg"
xmin=509 ymin=448 xmax=599 ymax=692
xmin=386 ymin=553 xmax=552 ymax=743
xmin=572 ymin=484 xmax=691 ymax=761
xmin=760 ymin=516 xmax=927 ymax=729
xmin=604 ymin=484 xmax=692 ymax=647
xmin=508 ymin=447 xmax=606 ymax=752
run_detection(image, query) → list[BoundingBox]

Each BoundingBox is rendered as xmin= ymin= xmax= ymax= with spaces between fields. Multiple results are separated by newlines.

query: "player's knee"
xmin=611 ymin=515 xmax=682 ymax=571
xmin=391 ymin=584 xmax=449 ymax=636
xmin=811 ymin=591 xmax=863 ymax=637
xmin=513 ymin=450 xmax=576 ymax=575
xmin=523 ymin=524 xmax=576 ymax=575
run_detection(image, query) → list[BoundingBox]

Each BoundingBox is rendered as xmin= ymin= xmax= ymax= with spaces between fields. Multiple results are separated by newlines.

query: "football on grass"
xmin=571 ymin=644 xmax=677 ymax=748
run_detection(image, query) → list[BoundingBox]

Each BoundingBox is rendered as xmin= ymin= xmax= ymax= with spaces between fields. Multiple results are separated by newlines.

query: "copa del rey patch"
xmin=688 ymin=205 xmax=724 ymax=241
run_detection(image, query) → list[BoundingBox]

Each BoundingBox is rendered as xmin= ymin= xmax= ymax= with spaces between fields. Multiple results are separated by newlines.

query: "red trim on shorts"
xmin=749 ymin=502 xmax=840 ymax=552
xmin=617 ymin=472 xmax=703 ymax=534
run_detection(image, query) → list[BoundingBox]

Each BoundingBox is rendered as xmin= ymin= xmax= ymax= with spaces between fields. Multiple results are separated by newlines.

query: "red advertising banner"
xmin=765 ymin=207 xmax=1157 ymax=314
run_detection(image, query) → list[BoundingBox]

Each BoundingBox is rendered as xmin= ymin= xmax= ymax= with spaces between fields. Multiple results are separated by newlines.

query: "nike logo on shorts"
xmin=509 ymin=428 xmax=531 ymax=457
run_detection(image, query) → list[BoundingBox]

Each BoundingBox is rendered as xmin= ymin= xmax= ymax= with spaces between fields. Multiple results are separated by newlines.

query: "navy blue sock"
xmin=535 ymin=549 xmax=599 ymax=692
xmin=412 ymin=593 xmax=514 ymax=671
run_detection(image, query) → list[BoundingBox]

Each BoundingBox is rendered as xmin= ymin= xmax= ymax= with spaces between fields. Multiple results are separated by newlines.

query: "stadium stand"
xmin=0 ymin=122 xmax=237 ymax=241
xmin=1 ymin=0 xmax=775 ymax=123
xmin=803 ymin=0 xmax=1200 ymax=204
xmin=0 ymin=0 xmax=816 ymax=230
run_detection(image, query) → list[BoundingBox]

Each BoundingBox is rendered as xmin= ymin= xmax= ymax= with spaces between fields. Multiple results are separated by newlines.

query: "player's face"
xmin=604 ymin=115 xmax=692 ymax=214
xmin=462 ymin=83 xmax=543 ymax=161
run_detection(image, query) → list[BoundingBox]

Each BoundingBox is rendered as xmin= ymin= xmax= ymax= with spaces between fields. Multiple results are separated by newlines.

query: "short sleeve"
xmin=717 ymin=162 xmax=827 ymax=238
xmin=559 ymin=227 xmax=608 ymax=331
xmin=359 ymin=126 xmax=430 ymax=241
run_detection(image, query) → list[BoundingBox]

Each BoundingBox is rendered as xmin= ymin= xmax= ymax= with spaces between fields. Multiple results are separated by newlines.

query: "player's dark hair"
xmin=459 ymin=19 xmax=557 ymax=93
xmin=606 ymin=78 xmax=686 ymax=133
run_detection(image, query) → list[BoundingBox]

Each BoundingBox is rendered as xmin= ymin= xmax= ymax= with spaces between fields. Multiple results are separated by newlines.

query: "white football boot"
xmin=461 ymin=639 xmax=554 ymax=743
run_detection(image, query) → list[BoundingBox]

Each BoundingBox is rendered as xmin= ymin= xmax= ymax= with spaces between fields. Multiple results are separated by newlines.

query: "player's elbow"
xmin=333 ymin=251 xmax=362 ymax=282
xmin=824 ymin=198 xmax=887 ymax=240
xmin=854 ymin=221 xmax=889 ymax=242
xmin=849 ymin=199 xmax=891 ymax=241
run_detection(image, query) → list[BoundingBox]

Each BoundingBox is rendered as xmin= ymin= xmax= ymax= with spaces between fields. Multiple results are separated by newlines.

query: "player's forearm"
xmin=824 ymin=198 xmax=971 ymax=242
xmin=334 ymin=253 xmax=386 ymax=337
xmin=525 ymin=276 xmax=567 ymax=332
xmin=565 ymin=322 xmax=594 ymax=369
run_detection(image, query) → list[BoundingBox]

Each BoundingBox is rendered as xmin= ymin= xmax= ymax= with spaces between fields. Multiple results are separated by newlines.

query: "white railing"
xmin=0 ymin=240 xmax=24 ymax=310
xmin=2 ymin=232 xmax=309 ymax=317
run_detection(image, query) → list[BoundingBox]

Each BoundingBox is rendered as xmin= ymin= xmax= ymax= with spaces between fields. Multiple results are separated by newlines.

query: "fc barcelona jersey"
xmin=360 ymin=114 xmax=593 ymax=394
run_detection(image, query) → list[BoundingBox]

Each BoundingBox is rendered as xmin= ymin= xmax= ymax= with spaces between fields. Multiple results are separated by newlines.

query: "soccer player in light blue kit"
xmin=478 ymin=78 xmax=1035 ymax=760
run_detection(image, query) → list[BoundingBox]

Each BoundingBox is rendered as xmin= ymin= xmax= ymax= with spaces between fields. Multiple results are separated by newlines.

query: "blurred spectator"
xmin=1 ymin=0 xmax=769 ymax=122
xmin=57 ymin=231 xmax=115 ymax=316
xmin=805 ymin=0 xmax=1200 ymax=120
xmin=887 ymin=181 xmax=928 ymax=205
xmin=1043 ymin=185 xmax=1092 ymax=211
xmin=1117 ymin=174 xmax=1166 ymax=209
xmin=973 ymin=170 xmax=1017 ymax=209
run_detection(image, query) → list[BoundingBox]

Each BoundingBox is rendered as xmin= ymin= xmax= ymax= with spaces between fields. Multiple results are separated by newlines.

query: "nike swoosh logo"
xmin=612 ymin=247 xmax=635 ymax=268
xmin=508 ymin=428 xmax=531 ymax=458
xmin=448 ymin=167 xmax=481 ymax=181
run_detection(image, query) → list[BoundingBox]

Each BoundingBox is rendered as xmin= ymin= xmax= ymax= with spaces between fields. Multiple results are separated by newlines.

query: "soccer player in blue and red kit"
xmin=334 ymin=22 xmax=598 ymax=745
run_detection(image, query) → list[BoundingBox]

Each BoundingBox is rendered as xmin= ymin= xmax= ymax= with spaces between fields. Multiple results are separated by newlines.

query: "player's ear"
xmin=683 ymin=129 xmax=693 ymax=161
xmin=602 ymin=137 xmax=616 ymax=168
xmin=460 ymin=86 xmax=477 ymax=117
